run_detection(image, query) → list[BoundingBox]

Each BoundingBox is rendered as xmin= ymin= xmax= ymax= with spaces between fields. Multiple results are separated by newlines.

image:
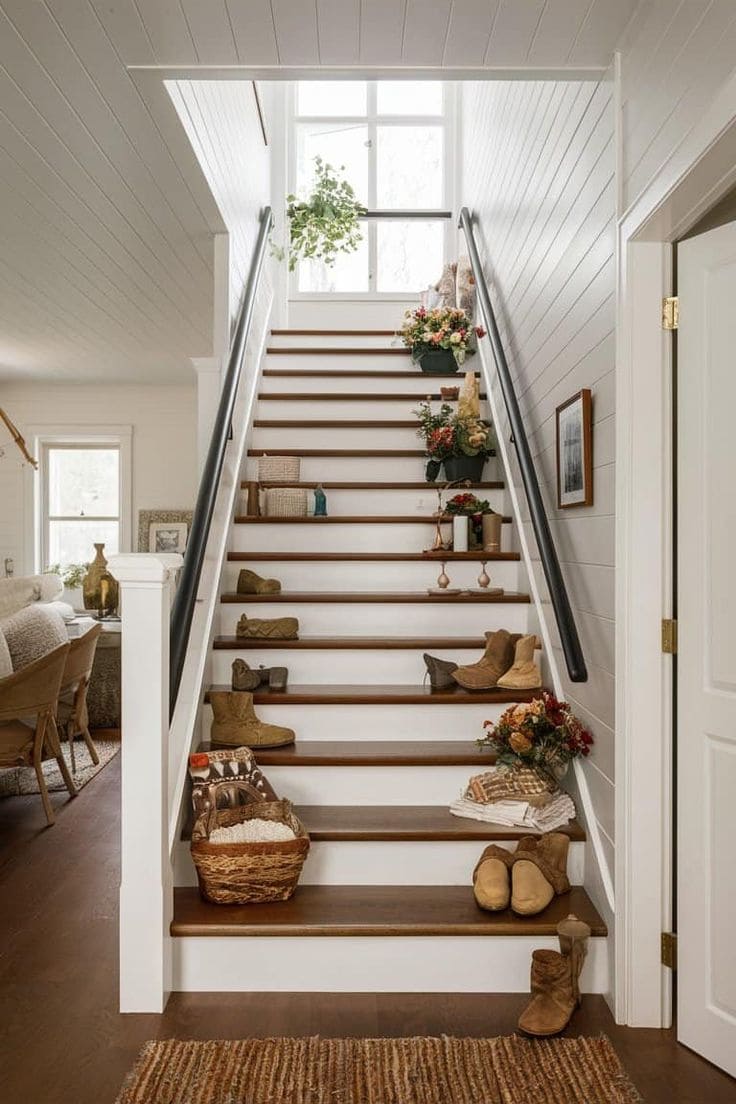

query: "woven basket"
xmin=264 ymin=487 xmax=308 ymax=517
xmin=258 ymin=455 xmax=301 ymax=484
xmin=191 ymin=795 xmax=310 ymax=905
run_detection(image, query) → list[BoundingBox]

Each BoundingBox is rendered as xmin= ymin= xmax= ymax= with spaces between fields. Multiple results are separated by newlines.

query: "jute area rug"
xmin=115 ymin=1035 xmax=642 ymax=1104
xmin=0 ymin=738 xmax=119 ymax=797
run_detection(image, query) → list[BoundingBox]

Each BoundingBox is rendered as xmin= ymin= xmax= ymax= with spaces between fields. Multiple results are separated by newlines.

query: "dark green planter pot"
xmin=417 ymin=348 xmax=459 ymax=375
xmin=443 ymin=454 xmax=486 ymax=482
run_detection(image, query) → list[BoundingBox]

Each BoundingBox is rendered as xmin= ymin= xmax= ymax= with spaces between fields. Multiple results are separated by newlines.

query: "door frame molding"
xmin=615 ymin=64 xmax=736 ymax=1027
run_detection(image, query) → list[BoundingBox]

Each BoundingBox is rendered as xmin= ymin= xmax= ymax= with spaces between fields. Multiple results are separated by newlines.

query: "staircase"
xmin=170 ymin=329 xmax=607 ymax=994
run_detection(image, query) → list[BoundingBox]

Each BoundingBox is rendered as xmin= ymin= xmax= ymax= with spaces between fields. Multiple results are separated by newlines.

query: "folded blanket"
xmin=449 ymin=789 xmax=576 ymax=832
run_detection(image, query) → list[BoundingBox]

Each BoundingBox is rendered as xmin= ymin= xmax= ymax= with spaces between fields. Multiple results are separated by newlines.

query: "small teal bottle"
xmin=314 ymin=484 xmax=328 ymax=516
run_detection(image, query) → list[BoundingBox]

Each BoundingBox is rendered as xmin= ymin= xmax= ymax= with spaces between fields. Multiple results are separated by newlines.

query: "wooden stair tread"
xmin=204 ymin=684 xmax=537 ymax=704
xmin=234 ymin=515 xmax=511 ymax=524
xmin=221 ymin=591 xmax=528 ymax=604
xmin=249 ymin=448 xmax=428 ymax=457
xmin=262 ymin=371 xmax=479 ymax=379
xmin=267 ymin=347 xmax=409 ymax=356
xmin=227 ymin=552 xmax=521 ymax=562
xmin=202 ymin=739 xmax=497 ymax=766
xmin=213 ymin=636 xmax=520 ymax=652
xmin=255 ymin=419 xmax=435 ymax=429
xmin=258 ymin=393 xmax=488 ymax=402
xmin=171 ymin=885 xmax=605 ymax=937
xmin=248 ymin=481 xmax=503 ymax=490
xmin=271 ymin=329 xmax=396 ymax=336
xmin=182 ymin=804 xmax=585 ymax=844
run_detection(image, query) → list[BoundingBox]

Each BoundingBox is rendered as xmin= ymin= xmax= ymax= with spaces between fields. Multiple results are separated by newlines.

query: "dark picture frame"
xmin=555 ymin=388 xmax=593 ymax=509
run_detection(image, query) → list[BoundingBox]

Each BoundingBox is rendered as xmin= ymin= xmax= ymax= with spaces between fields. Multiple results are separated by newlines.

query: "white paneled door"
xmin=678 ymin=221 xmax=736 ymax=1076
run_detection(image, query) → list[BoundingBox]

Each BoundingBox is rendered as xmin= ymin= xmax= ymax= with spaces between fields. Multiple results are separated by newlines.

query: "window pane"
xmin=376 ymin=221 xmax=444 ymax=293
xmin=377 ymin=126 xmax=443 ymax=208
xmin=48 ymin=520 xmax=119 ymax=570
xmin=376 ymin=81 xmax=443 ymax=116
xmin=298 ymin=232 xmax=369 ymax=293
xmin=298 ymin=81 xmax=367 ymax=116
xmin=48 ymin=448 xmax=119 ymax=517
xmin=296 ymin=122 xmax=369 ymax=205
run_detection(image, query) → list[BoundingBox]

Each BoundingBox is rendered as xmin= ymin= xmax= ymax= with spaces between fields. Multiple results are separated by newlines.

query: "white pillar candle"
xmin=452 ymin=515 xmax=469 ymax=552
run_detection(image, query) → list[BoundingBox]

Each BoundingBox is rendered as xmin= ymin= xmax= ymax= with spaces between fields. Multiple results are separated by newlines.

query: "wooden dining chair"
xmin=56 ymin=622 xmax=103 ymax=772
xmin=0 ymin=641 xmax=75 ymax=825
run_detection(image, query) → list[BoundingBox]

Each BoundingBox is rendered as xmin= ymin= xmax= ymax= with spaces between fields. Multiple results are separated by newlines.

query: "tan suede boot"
xmin=517 ymin=949 xmax=576 ymax=1036
xmin=451 ymin=630 xmax=521 ymax=690
xmin=236 ymin=614 xmax=299 ymax=639
xmin=209 ymin=691 xmax=295 ymax=748
xmin=510 ymin=832 xmax=570 ymax=915
xmin=472 ymin=844 xmax=513 ymax=911
xmin=496 ymin=633 xmax=542 ymax=690
xmin=237 ymin=569 xmax=281 ymax=594
xmin=557 ymin=913 xmax=591 ymax=1005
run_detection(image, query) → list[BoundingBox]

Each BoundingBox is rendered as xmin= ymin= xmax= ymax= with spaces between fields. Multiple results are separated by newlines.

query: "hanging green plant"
xmin=272 ymin=157 xmax=365 ymax=272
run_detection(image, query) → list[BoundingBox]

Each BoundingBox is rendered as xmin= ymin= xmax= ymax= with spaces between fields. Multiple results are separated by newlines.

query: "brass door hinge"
xmin=661 ymin=618 xmax=678 ymax=654
xmin=662 ymin=296 xmax=679 ymax=330
xmin=661 ymin=931 xmax=678 ymax=970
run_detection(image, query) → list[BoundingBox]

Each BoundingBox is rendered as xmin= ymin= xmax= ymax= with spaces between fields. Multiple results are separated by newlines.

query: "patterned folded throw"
xmin=465 ymin=765 xmax=556 ymax=808
xmin=188 ymin=746 xmax=277 ymax=816
xmin=450 ymin=789 xmax=576 ymax=832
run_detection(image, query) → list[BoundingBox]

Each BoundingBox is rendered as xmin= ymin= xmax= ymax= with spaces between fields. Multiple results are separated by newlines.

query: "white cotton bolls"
xmin=209 ymin=818 xmax=296 ymax=844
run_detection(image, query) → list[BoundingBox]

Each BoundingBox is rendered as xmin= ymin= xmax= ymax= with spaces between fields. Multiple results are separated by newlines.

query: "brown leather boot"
xmin=451 ymin=629 xmax=520 ymax=690
xmin=235 ymin=614 xmax=299 ymax=639
xmin=236 ymin=569 xmax=281 ymax=594
xmin=231 ymin=659 xmax=261 ymax=691
xmin=209 ymin=691 xmax=295 ymax=748
xmin=496 ymin=634 xmax=542 ymax=689
xmin=472 ymin=844 xmax=513 ymax=911
xmin=517 ymin=949 xmax=576 ymax=1036
xmin=511 ymin=832 xmax=570 ymax=915
xmin=557 ymin=913 xmax=591 ymax=1005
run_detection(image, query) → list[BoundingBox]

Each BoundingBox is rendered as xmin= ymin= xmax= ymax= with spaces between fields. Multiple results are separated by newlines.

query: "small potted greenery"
xmin=45 ymin=562 xmax=88 ymax=608
xmin=398 ymin=307 xmax=486 ymax=374
xmin=414 ymin=400 xmax=495 ymax=483
xmin=273 ymin=157 xmax=364 ymax=271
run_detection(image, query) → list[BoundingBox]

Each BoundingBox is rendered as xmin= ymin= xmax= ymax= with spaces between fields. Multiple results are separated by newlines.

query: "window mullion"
xmin=368 ymin=81 xmax=378 ymax=293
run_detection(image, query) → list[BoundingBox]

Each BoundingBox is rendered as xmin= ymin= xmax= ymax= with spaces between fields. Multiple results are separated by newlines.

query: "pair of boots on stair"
xmin=425 ymin=630 xmax=542 ymax=692
xmin=473 ymin=831 xmax=570 ymax=915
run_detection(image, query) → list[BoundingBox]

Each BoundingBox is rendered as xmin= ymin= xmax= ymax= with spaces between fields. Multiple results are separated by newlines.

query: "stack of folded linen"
xmin=449 ymin=765 xmax=576 ymax=831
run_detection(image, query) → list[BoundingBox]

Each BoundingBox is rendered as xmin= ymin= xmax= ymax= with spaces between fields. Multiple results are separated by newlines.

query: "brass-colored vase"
xmin=482 ymin=511 xmax=503 ymax=553
xmin=83 ymin=543 xmax=118 ymax=615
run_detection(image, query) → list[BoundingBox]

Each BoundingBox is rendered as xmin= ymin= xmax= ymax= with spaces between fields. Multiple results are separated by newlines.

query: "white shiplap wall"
xmin=0 ymin=383 xmax=197 ymax=575
xmin=618 ymin=0 xmax=736 ymax=213
xmin=461 ymin=78 xmax=616 ymax=883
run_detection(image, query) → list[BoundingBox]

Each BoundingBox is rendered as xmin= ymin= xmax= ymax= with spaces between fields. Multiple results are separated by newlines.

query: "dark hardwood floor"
xmin=0 ymin=755 xmax=734 ymax=1104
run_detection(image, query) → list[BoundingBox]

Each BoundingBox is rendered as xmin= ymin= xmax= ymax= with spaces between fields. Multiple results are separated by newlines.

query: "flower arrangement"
xmin=414 ymin=399 xmax=495 ymax=481
xmin=272 ymin=157 xmax=364 ymax=271
xmin=399 ymin=306 xmax=486 ymax=366
xmin=478 ymin=692 xmax=593 ymax=781
xmin=444 ymin=492 xmax=491 ymax=516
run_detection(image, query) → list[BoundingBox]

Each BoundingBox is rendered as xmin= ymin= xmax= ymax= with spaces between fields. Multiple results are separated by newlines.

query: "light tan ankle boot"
xmin=209 ymin=691 xmax=295 ymax=748
xmin=236 ymin=614 xmax=299 ymax=639
xmin=237 ymin=569 xmax=281 ymax=594
xmin=472 ymin=844 xmax=513 ymax=911
xmin=496 ymin=633 xmax=542 ymax=689
xmin=511 ymin=832 xmax=570 ymax=915
xmin=517 ymin=949 xmax=576 ymax=1036
xmin=451 ymin=630 xmax=521 ymax=690
xmin=557 ymin=913 xmax=591 ymax=1005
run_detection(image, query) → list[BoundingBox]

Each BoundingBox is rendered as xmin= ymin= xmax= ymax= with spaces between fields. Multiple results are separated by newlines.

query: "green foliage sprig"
xmin=272 ymin=157 xmax=364 ymax=272
xmin=45 ymin=562 xmax=88 ymax=589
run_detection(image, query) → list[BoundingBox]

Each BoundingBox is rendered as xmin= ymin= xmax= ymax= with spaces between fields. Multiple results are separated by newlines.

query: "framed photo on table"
xmin=555 ymin=389 xmax=593 ymax=509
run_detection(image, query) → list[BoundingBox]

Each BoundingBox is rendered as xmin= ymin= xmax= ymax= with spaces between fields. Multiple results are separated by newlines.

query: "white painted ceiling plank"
xmin=179 ymin=0 xmax=238 ymax=64
xmin=88 ymin=0 xmax=157 ymax=66
xmin=133 ymin=0 xmax=198 ymax=64
xmin=225 ymin=0 xmax=280 ymax=64
xmin=271 ymin=0 xmax=320 ymax=65
xmin=443 ymin=0 xmax=500 ymax=68
xmin=317 ymin=0 xmax=361 ymax=65
xmin=401 ymin=0 xmax=452 ymax=65
xmin=526 ymin=0 xmax=591 ymax=65
xmin=566 ymin=0 xmax=638 ymax=66
xmin=360 ymin=0 xmax=407 ymax=64
xmin=484 ymin=0 xmax=546 ymax=64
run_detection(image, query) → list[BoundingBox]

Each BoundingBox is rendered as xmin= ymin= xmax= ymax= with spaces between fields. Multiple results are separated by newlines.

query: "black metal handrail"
xmin=358 ymin=210 xmax=452 ymax=219
xmin=458 ymin=207 xmax=587 ymax=683
xmin=169 ymin=206 xmax=274 ymax=715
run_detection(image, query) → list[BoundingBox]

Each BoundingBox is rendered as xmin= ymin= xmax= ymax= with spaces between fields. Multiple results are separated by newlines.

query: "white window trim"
xmin=287 ymin=81 xmax=456 ymax=301
xmin=27 ymin=425 xmax=132 ymax=573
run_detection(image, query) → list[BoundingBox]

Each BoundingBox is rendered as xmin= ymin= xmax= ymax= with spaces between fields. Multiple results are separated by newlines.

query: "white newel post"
xmin=108 ymin=553 xmax=183 ymax=1013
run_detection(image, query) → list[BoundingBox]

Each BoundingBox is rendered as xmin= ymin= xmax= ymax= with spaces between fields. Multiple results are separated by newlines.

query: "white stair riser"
xmin=224 ymin=561 xmax=521 ymax=593
xmin=172 ymin=935 xmax=608 ymax=993
xmin=265 ymin=353 xmax=416 ymax=371
xmin=174 ymin=840 xmax=585 ymax=887
xmin=261 ymin=374 xmax=478 ymax=395
xmin=221 ymin=602 xmax=528 ymax=637
xmin=240 ymin=488 xmax=506 ymax=516
xmin=269 ymin=335 xmax=396 ymax=349
xmin=212 ymin=648 xmax=493 ymax=685
xmin=245 ymin=456 xmax=503 ymax=482
xmin=230 ymin=522 xmax=510 ymax=554
xmin=256 ymin=399 xmax=490 ymax=420
xmin=252 ymin=764 xmax=486 ymax=805
xmin=253 ymin=427 xmax=439 ymax=449
xmin=202 ymin=702 xmax=504 ymax=741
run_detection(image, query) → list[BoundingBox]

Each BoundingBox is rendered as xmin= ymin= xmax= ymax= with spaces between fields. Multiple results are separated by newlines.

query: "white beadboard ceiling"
xmin=0 ymin=0 xmax=641 ymax=383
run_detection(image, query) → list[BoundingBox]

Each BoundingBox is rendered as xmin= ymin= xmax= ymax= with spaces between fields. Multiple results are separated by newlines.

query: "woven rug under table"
xmin=115 ymin=1034 xmax=643 ymax=1104
xmin=0 ymin=738 xmax=119 ymax=798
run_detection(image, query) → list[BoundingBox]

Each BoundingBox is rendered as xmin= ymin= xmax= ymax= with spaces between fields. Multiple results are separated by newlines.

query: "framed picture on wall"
xmin=137 ymin=510 xmax=193 ymax=554
xmin=555 ymin=389 xmax=593 ymax=509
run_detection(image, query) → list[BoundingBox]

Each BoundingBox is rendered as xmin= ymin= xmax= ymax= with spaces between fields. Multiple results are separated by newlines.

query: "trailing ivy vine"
xmin=272 ymin=157 xmax=365 ymax=272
